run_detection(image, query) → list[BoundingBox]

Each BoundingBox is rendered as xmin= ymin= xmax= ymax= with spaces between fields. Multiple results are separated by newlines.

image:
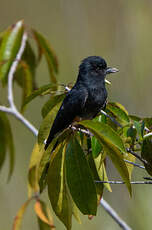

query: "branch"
xmin=144 ymin=132 xmax=152 ymax=138
xmin=126 ymin=148 xmax=147 ymax=165
xmin=8 ymin=32 xmax=27 ymax=109
xmin=0 ymin=32 xmax=38 ymax=137
xmin=100 ymin=198 xmax=132 ymax=230
xmin=100 ymin=109 xmax=122 ymax=127
xmin=124 ymin=159 xmax=145 ymax=169
xmin=95 ymin=180 xmax=152 ymax=184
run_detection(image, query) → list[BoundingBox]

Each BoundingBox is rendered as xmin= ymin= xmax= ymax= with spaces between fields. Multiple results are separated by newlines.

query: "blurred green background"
xmin=0 ymin=0 xmax=152 ymax=229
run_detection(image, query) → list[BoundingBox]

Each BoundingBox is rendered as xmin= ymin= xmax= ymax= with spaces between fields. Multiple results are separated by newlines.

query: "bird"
xmin=45 ymin=56 xmax=118 ymax=150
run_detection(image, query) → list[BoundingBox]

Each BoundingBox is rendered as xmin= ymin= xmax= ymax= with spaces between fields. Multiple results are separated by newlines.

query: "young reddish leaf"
xmin=79 ymin=120 xmax=131 ymax=195
xmin=0 ymin=20 xmax=24 ymax=85
xmin=12 ymin=198 xmax=32 ymax=230
xmin=47 ymin=144 xmax=72 ymax=230
xmin=32 ymin=29 xmax=58 ymax=84
xmin=35 ymin=200 xmax=55 ymax=229
xmin=66 ymin=137 xmax=97 ymax=215
xmin=106 ymin=102 xmax=130 ymax=125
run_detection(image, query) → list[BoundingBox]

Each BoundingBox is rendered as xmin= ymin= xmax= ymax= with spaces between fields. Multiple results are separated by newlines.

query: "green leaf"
xmin=22 ymin=41 xmax=37 ymax=77
xmin=94 ymin=154 xmax=112 ymax=192
xmin=15 ymin=62 xmax=33 ymax=112
xmin=0 ymin=112 xmax=15 ymax=180
xmin=124 ymin=153 xmax=136 ymax=180
xmin=79 ymin=120 xmax=131 ymax=195
xmin=121 ymin=125 xmax=137 ymax=148
xmin=80 ymin=120 xmax=126 ymax=153
xmin=41 ymin=94 xmax=65 ymax=118
xmin=129 ymin=115 xmax=141 ymax=122
xmin=87 ymin=153 xmax=104 ymax=202
xmin=66 ymin=137 xmax=97 ymax=215
xmin=38 ymin=103 xmax=60 ymax=146
xmin=32 ymin=29 xmax=58 ymax=84
xmin=21 ymin=83 xmax=58 ymax=110
xmin=91 ymin=136 xmax=103 ymax=158
xmin=134 ymin=120 xmax=145 ymax=140
xmin=28 ymin=143 xmax=44 ymax=196
xmin=106 ymin=102 xmax=130 ymax=125
xmin=143 ymin=117 xmax=152 ymax=130
xmin=0 ymin=115 xmax=7 ymax=170
xmin=91 ymin=115 xmax=104 ymax=158
xmin=38 ymin=129 xmax=72 ymax=193
xmin=47 ymin=144 xmax=72 ymax=230
xmin=141 ymin=136 xmax=152 ymax=176
xmin=0 ymin=20 xmax=24 ymax=85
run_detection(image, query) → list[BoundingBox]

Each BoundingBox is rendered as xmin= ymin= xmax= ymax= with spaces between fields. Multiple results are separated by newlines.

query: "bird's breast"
xmin=79 ymin=85 xmax=107 ymax=120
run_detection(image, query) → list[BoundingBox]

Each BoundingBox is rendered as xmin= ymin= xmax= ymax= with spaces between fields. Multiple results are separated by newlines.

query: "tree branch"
xmin=100 ymin=109 xmax=122 ymax=127
xmin=0 ymin=32 xmax=38 ymax=137
xmin=96 ymin=180 xmax=152 ymax=184
xmin=126 ymin=148 xmax=147 ymax=165
xmin=124 ymin=159 xmax=145 ymax=169
xmin=100 ymin=198 xmax=132 ymax=230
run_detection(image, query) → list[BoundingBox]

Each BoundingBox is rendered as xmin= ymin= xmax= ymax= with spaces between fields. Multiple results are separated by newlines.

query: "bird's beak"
xmin=106 ymin=67 xmax=119 ymax=74
xmin=105 ymin=67 xmax=119 ymax=85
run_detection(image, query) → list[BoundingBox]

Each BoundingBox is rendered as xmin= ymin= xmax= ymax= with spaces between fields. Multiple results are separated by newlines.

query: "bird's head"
xmin=78 ymin=56 xmax=118 ymax=84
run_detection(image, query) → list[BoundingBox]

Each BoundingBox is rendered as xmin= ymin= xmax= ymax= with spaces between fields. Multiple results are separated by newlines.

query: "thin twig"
xmin=124 ymin=159 xmax=145 ymax=169
xmin=8 ymin=24 xmax=26 ymax=109
xmin=100 ymin=109 xmax=122 ymax=127
xmin=70 ymin=125 xmax=93 ymax=136
xmin=126 ymin=148 xmax=147 ymax=165
xmin=144 ymin=132 xmax=152 ymax=138
xmin=96 ymin=180 xmax=152 ymax=184
xmin=143 ymin=177 xmax=152 ymax=181
xmin=100 ymin=198 xmax=132 ymax=230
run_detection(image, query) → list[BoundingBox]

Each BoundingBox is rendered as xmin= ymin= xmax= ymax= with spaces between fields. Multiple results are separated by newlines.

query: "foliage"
xmin=0 ymin=20 xmax=152 ymax=230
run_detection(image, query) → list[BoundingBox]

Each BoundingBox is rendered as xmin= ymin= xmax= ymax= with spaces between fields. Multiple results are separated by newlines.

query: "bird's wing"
xmin=45 ymin=86 xmax=88 ymax=149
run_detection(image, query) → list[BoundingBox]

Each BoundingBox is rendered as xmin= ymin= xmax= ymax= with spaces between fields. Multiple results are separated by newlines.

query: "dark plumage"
xmin=45 ymin=56 xmax=118 ymax=150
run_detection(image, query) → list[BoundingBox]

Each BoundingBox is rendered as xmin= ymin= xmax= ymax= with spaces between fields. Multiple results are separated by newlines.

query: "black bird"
xmin=45 ymin=56 xmax=118 ymax=150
